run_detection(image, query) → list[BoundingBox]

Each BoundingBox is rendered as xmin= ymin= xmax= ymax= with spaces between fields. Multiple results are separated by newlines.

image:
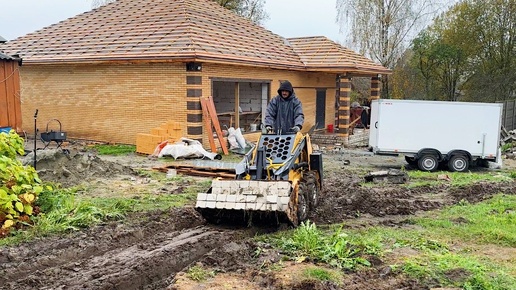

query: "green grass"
xmin=258 ymin=221 xmax=378 ymax=270
xmin=401 ymin=252 xmax=515 ymax=289
xmin=0 ymin=186 xmax=196 ymax=246
xmin=404 ymin=170 xmax=514 ymax=188
xmin=411 ymin=194 xmax=516 ymax=247
xmin=302 ymin=267 xmax=342 ymax=285
xmin=186 ymin=265 xmax=215 ymax=282
xmin=91 ymin=144 xmax=136 ymax=155
xmin=259 ymin=194 xmax=516 ymax=289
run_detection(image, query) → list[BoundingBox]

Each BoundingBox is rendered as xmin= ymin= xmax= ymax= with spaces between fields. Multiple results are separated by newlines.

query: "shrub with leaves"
xmin=0 ymin=130 xmax=45 ymax=237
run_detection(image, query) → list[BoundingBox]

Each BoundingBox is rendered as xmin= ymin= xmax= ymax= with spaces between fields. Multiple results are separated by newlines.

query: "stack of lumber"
xmin=136 ymin=121 xmax=183 ymax=155
xmin=155 ymin=163 xmax=235 ymax=179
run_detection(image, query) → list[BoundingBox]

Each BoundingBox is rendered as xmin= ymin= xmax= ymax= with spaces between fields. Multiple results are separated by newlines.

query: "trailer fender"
xmin=415 ymin=149 xmax=443 ymax=161
xmin=415 ymin=149 xmax=442 ymax=171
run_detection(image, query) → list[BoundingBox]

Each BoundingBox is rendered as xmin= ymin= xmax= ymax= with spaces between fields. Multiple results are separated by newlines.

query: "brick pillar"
xmin=185 ymin=75 xmax=203 ymax=142
xmin=370 ymin=76 xmax=381 ymax=101
xmin=336 ymin=76 xmax=351 ymax=136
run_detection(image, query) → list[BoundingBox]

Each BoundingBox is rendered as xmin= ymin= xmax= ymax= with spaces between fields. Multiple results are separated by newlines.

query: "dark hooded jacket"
xmin=264 ymin=81 xmax=304 ymax=134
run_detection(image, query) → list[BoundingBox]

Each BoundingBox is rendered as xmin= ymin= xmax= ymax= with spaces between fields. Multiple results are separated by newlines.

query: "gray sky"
xmin=0 ymin=0 xmax=344 ymax=42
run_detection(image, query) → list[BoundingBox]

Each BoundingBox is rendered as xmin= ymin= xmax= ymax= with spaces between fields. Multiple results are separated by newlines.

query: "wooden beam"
xmin=200 ymin=98 xmax=216 ymax=152
xmin=234 ymin=82 xmax=240 ymax=129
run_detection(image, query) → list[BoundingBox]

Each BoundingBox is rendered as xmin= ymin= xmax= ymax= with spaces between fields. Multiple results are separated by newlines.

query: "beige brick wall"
xmin=19 ymin=62 xmax=337 ymax=145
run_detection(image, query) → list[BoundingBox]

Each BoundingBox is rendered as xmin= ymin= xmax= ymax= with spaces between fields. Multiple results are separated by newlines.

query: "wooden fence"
xmin=498 ymin=100 xmax=516 ymax=131
xmin=0 ymin=59 xmax=22 ymax=131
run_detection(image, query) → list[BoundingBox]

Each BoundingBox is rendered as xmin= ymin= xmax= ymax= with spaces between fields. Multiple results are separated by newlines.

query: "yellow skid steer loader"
xmin=195 ymin=131 xmax=322 ymax=226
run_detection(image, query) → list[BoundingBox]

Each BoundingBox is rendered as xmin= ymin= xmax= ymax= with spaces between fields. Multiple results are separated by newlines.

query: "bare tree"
xmin=91 ymin=0 xmax=269 ymax=24
xmin=336 ymin=0 xmax=447 ymax=97
xmin=91 ymin=0 xmax=115 ymax=9
xmin=214 ymin=0 xmax=269 ymax=24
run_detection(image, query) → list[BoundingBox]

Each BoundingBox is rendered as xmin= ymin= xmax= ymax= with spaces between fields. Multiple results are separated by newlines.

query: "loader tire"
xmin=297 ymin=184 xmax=309 ymax=223
xmin=304 ymin=171 xmax=320 ymax=210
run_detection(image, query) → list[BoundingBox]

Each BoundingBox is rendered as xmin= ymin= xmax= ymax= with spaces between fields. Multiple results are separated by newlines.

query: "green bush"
xmin=0 ymin=130 xmax=45 ymax=237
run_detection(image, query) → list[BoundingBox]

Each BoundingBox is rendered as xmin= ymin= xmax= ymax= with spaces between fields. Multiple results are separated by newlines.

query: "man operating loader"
xmin=264 ymin=80 xmax=304 ymax=134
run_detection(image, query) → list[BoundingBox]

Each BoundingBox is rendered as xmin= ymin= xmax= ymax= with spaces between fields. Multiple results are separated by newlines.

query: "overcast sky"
xmin=0 ymin=0 xmax=344 ymax=42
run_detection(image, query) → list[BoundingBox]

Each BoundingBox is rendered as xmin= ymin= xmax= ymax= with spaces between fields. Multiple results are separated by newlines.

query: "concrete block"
xmin=211 ymin=180 xmax=222 ymax=188
xmin=235 ymin=203 xmax=245 ymax=210
xmin=197 ymin=193 xmax=207 ymax=201
xmin=242 ymin=189 xmax=256 ymax=195
xmin=235 ymin=195 xmax=246 ymax=202
xmin=226 ymin=195 xmax=237 ymax=202
xmin=223 ymin=202 xmax=236 ymax=209
xmin=206 ymin=201 xmax=216 ymax=208
xmin=266 ymin=194 xmax=278 ymax=204
xmin=245 ymin=195 xmax=257 ymax=202
xmin=279 ymin=196 xmax=290 ymax=207
xmin=195 ymin=200 xmax=206 ymax=208
xmin=215 ymin=202 xmax=225 ymax=209
xmin=206 ymin=194 xmax=217 ymax=201
xmin=216 ymin=194 xmax=227 ymax=202
xmin=255 ymin=201 xmax=266 ymax=211
xmin=277 ymin=182 xmax=291 ymax=190
xmin=229 ymin=180 xmax=241 ymax=191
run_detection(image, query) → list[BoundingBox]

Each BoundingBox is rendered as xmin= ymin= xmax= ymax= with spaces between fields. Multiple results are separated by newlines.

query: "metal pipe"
xmin=33 ymin=109 xmax=38 ymax=169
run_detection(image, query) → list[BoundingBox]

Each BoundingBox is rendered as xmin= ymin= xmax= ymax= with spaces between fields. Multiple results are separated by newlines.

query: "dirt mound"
xmin=22 ymin=149 xmax=135 ymax=187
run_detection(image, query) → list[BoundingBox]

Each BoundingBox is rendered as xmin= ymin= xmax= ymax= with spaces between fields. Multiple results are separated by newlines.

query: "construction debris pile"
xmin=22 ymin=149 xmax=134 ymax=187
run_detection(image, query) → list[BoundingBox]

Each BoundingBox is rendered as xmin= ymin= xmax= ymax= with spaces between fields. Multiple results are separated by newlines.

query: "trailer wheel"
xmin=448 ymin=155 xmax=469 ymax=172
xmin=418 ymin=154 xmax=438 ymax=171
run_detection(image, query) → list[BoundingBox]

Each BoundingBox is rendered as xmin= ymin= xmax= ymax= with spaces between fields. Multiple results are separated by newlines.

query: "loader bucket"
xmin=195 ymin=132 xmax=323 ymax=226
xmin=195 ymin=180 xmax=297 ymax=226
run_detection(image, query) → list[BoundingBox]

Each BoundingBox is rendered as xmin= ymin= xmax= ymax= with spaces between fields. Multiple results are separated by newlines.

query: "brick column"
xmin=336 ymin=75 xmax=351 ymax=136
xmin=185 ymin=75 xmax=203 ymax=142
xmin=370 ymin=76 xmax=381 ymax=101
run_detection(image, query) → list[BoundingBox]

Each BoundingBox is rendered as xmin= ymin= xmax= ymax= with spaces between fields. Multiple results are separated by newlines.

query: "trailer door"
xmin=368 ymin=100 xmax=380 ymax=149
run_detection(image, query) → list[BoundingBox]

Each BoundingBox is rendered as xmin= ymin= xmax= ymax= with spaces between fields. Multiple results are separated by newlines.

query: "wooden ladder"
xmin=200 ymin=96 xmax=228 ymax=155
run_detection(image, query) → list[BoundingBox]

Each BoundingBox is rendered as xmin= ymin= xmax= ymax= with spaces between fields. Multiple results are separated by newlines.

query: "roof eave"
xmin=20 ymin=54 xmax=306 ymax=71
xmin=18 ymin=55 xmax=391 ymax=75
xmin=305 ymin=66 xmax=391 ymax=75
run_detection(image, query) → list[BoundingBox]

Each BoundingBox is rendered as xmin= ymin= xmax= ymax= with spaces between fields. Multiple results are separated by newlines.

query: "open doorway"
xmin=315 ymin=89 xmax=326 ymax=129
xmin=211 ymin=80 xmax=270 ymax=133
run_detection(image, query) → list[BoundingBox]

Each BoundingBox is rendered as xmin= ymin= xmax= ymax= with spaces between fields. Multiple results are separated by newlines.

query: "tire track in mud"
xmin=0 ymin=208 xmax=250 ymax=290
xmin=313 ymin=170 xmax=516 ymax=224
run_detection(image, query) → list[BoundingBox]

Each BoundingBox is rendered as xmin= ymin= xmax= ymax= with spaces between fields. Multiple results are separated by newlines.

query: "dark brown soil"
xmin=2 ymin=147 xmax=515 ymax=289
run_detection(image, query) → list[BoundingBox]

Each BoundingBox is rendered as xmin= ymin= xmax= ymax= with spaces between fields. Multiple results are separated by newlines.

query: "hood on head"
xmin=278 ymin=80 xmax=294 ymax=97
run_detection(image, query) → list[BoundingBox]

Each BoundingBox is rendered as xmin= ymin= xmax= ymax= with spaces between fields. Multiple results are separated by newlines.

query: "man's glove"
xmin=291 ymin=126 xmax=301 ymax=133
xmin=265 ymin=126 xmax=273 ymax=133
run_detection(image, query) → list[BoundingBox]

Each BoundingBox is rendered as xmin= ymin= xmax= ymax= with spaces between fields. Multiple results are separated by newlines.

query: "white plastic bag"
xmin=234 ymin=128 xmax=246 ymax=149
xmin=158 ymin=138 xmax=219 ymax=160
xmin=227 ymin=127 xmax=240 ymax=150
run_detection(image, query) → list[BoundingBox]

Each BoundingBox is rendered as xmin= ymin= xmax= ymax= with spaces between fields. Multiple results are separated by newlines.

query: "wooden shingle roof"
xmin=0 ymin=0 xmax=389 ymax=74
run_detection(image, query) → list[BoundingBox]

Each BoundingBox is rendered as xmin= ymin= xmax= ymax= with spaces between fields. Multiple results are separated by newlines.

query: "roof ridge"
xmin=0 ymin=0 xmax=389 ymax=74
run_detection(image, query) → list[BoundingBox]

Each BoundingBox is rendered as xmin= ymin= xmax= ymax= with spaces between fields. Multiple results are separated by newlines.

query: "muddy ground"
xmin=1 ymin=142 xmax=515 ymax=289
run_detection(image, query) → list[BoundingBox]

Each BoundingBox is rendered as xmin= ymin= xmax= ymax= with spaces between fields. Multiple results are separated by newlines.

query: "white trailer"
xmin=368 ymin=99 xmax=503 ymax=172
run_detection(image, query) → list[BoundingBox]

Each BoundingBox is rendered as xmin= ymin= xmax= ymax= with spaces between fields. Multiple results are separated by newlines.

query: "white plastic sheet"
xmin=158 ymin=138 xmax=219 ymax=160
